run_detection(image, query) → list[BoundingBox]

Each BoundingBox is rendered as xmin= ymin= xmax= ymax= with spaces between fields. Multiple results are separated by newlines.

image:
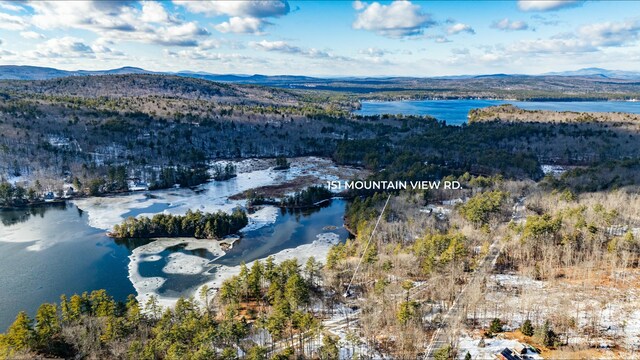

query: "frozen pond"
xmin=0 ymin=158 xmax=355 ymax=330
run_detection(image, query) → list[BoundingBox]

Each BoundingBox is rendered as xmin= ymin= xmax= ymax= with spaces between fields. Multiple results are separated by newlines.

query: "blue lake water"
xmin=0 ymin=199 xmax=347 ymax=331
xmin=354 ymin=99 xmax=640 ymax=125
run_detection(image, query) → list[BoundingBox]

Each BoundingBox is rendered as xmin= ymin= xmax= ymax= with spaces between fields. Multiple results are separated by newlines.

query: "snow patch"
xmin=242 ymin=206 xmax=279 ymax=233
xmin=194 ymin=232 xmax=342 ymax=307
xmin=129 ymin=238 xmax=226 ymax=307
xmin=162 ymin=253 xmax=210 ymax=275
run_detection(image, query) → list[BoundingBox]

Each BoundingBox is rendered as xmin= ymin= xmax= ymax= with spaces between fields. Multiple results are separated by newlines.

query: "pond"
xmin=0 ymin=158 xmax=353 ymax=331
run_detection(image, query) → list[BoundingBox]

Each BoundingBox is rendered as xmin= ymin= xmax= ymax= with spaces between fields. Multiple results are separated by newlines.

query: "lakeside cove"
xmin=0 ymin=157 xmax=362 ymax=330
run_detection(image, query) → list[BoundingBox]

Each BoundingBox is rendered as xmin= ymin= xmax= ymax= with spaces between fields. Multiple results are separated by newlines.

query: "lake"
xmin=0 ymin=197 xmax=347 ymax=331
xmin=0 ymin=158 xmax=353 ymax=332
xmin=354 ymin=99 xmax=640 ymax=125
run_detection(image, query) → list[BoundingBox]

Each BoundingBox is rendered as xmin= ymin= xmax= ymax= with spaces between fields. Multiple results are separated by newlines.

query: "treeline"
xmin=110 ymin=209 xmax=248 ymax=239
xmin=217 ymin=257 xmax=334 ymax=357
xmin=211 ymin=163 xmax=237 ymax=181
xmin=280 ymin=186 xmax=332 ymax=208
xmin=344 ymin=192 xmax=389 ymax=234
xmin=501 ymin=191 xmax=640 ymax=280
xmin=151 ymin=166 xmax=210 ymax=190
xmin=0 ymin=257 xmax=341 ymax=360
xmin=0 ymin=182 xmax=35 ymax=207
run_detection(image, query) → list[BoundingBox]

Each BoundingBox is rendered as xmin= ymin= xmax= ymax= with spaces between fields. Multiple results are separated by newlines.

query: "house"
xmin=496 ymin=347 xmax=523 ymax=360
xmin=443 ymin=198 xmax=464 ymax=206
xmin=128 ymin=178 xmax=149 ymax=191
xmin=44 ymin=192 xmax=56 ymax=202
xmin=63 ymin=186 xmax=75 ymax=198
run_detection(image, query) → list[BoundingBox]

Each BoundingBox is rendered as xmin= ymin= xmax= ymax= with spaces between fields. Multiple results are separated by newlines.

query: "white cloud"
xmin=352 ymin=0 xmax=366 ymax=11
xmin=509 ymin=38 xmax=595 ymax=54
xmin=518 ymin=0 xmax=583 ymax=12
xmin=214 ymin=17 xmax=266 ymax=34
xmin=359 ymin=47 xmax=389 ymax=57
xmin=0 ymin=49 xmax=14 ymax=58
xmin=176 ymin=0 xmax=289 ymax=35
xmin=31 ymin=37 xmax=95 ymax=58
xmin=0 ymin=1 xmax=24 ymax=12
xmin=164 ymin=48 xmax=249 ymax=62
xmin=491 ymin=18 xmax=529 ymax=31
xmin=250 ymin=40 xmax=351 ymax=61
xmin=447 ymin=23 xmax=475 ymax=35
xmin=435 ymin=37 xmax=452 ymax=43
xmin=353 ymin=0 xmax=434 ymax=38
xmin=20 ymin=31 xmax=45 ymax=40
xmin=578 ymin=20 xmax=640 ymax=47
xmin=175 ymin=1 xmax=290 ymax=18
xmin=508 ymin=19 xmax=640 ymax=55
xmin=28 ymin=1 xmax=209 ymax=47
xmin=0 ymin=12 xmax=27 ymax=30
xmin=251 ymin=39 xmax=303 ymax=53
xmin=140 ymin=1 xmax=177 ymax=24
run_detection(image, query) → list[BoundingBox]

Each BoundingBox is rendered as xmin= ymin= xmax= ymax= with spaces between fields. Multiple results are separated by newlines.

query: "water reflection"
xmin=0 ymin=202 xmax=69 ymax=226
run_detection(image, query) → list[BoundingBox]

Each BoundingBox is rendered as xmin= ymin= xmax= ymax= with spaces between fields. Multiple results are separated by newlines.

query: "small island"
xmin=246 ymin=185 xmax=333 ymax=209
xmin=108 ymin=209 xmax=248 ymax=239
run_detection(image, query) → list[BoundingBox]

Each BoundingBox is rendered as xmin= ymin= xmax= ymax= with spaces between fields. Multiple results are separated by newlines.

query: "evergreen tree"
xmin=5 ymin=311 xmax=35 ymax=352
xmin=318 ymin=334 xmax=339 ymax=360
xmin=35 ymin=303 xmax=60 ymax=349
xmin=433 ymin=344 xmax=452 ymax=360
xmin=534 ymin=320 xmax=557 ymax=347
xmin=489 ymin=318 xmax=503 ymax=334
xmin=521 ymin=319 xmax=534 ymax=337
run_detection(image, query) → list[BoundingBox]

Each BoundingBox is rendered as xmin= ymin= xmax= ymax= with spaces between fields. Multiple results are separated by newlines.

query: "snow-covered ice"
xmin=194 ymin=232 xmax=342 ymax=305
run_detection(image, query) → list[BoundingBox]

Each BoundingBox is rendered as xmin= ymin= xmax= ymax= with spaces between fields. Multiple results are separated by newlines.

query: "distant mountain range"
xmin=543 ymin=67 xmax=640 ymax=79
xmin=1 ymin=65 xmax=640 ymax=84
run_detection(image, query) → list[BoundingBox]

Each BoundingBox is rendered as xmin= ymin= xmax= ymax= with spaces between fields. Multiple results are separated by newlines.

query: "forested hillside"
xmin=1 ymin=75 xmax=638 ymax=205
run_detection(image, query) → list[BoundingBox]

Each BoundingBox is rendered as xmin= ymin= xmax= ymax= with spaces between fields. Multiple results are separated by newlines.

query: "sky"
xmin=0 ymin=0 xmax=639 ymax=76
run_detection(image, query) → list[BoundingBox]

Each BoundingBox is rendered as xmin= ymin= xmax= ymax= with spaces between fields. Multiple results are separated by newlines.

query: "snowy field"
xmin=475 ymin=272 xmax=640 ymax=357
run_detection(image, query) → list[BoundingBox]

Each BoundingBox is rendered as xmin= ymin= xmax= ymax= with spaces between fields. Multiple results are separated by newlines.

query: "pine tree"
xmin=318 ymin=334 xmax=339 ymax=360
xmin=433 ymin=345 xmax=452 ymax=360
xmin=5 ymin=311 xmax=35 ymax=352
xmin=284 ymin=273 xmax=309 ymax=310
xmin=126 ymin=294 xmax=141 ymax=325
xmin=489 ymin=318 xmax=503 ymax=334
xmin=521 ymin=319 xmax=534 ymax=337
xmin=534 ymin=320 xmax=557 ymax=347
xmin=248 ymin=261 xmax=264 ymax=300
xmin=35 ymin=303 xmax=60 ymax=349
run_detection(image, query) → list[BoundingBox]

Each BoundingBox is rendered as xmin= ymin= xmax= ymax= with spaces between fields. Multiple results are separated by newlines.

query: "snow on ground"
xmin=492 ymin=274 xmax=545 ymax=289
xmin=73 ymin=157 xmax=361 ymax=231
xmin=480 ymin=272 xmax=640 ymax=353
xmin=194 ymin=232 xmax=342 ymax=306
xmin=540 ymin=164 xmax=566 ymax=176
xmin=73 ymin=157 xmax=362 ymax=310
xmin=457 ymin=333 xmax=543 ymax=360
xmin=242 ymin=205 xmax=279 ymax=233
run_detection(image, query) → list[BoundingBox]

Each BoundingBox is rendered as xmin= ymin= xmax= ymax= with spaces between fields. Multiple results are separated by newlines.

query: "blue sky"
xmin=0 ymin=0 xmax=639 ymax=76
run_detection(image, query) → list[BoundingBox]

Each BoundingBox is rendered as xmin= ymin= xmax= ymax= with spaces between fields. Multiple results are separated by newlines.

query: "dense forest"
xmin=110 ymin=209 xmax=248 ymax=240
xmin=2 ymin=74 xmax=639 ymax=206
xmin=0 ymin=257 xmax=342 ymax=360
xmin=279 ymin=186 xmax=333 ymax=208
xmin=1 ymin=74 xmax=639 ymax=359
